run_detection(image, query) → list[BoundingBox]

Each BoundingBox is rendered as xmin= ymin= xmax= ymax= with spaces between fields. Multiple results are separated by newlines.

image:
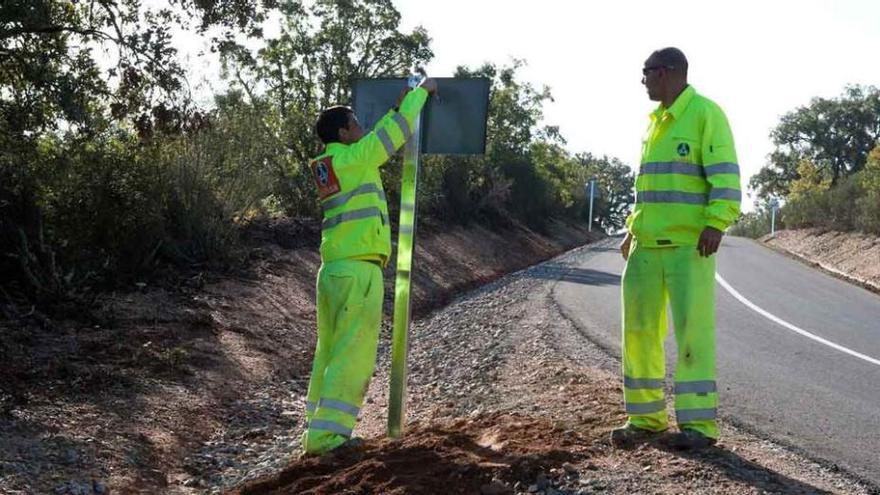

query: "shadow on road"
xmin=583 ymin=246 xmax=620 ymax=253
xmin=528 ymin=262 xmax=621 ymax=287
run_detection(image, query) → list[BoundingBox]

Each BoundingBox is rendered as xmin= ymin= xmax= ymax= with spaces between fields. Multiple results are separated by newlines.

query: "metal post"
xmin=588 ymin=179 xmax=596 ymax=232
xmin=771 ymin=206 xmax=777 ymax=235
xmin=770 ymin=199 xmax=779 ymax=235
xmin=387 ymin=109 xmax=422 ymax=439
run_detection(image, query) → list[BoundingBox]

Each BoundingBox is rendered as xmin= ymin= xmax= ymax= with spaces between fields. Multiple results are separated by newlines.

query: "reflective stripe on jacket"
xmin=310 ymin=87 xmax=429 ymax=263
xmin=626 ymin=85 xmax=741 ymax=247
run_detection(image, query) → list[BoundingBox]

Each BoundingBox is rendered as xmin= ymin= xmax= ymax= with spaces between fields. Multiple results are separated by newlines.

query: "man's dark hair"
xmin=315 ymin=105 xmax=353 ymax=144
xmin=651 ymin=47 xmax=689 ymax=76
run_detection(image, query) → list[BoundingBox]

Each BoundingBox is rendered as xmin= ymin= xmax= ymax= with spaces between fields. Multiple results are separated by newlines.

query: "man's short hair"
xmin=651 ymin=47 xmax=688 ymax=75
xmin=315 ymin=106 xmax=353 ymax=144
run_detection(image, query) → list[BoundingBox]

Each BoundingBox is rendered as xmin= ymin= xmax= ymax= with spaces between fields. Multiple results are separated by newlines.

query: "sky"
xmin=170 ymin=0 xmax=880 ymax=210
xmin=389 ymin=0 xmax=880 ymax=209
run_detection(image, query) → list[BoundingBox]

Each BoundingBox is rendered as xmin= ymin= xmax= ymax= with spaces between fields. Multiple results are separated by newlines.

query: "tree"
xmin=856 ymin=145 xmax=880 ymax=234
xmin=456 ymin=60 xmax=558 ymax=161
xmin=1 ymin=0 xmax=276 ymax=302
xmin=751 ymin=85 xmax=880 ymax=200
xmin=418 ymin=60 xmax=635 ymax=230
xmin=419 ymin=61 xmax=562 ymax=225
xmin=575 ymin=153 xmax=635 ymax=232
xmin=787 ymin=159 xmax=831 ymax=201
xmin=1 ymin=0 xmax=276 ymax=136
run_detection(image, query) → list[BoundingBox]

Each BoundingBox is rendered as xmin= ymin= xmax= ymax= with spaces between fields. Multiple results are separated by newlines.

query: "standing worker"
xmin=302 ymin=77 xmax=437 ymax=455
xmin=612 ymin=47 xmax=741 ymax=450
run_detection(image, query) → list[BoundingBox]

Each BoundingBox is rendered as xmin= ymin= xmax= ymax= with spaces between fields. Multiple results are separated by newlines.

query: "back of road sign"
xmin=352 ymin=77 xmax=489 ymax=155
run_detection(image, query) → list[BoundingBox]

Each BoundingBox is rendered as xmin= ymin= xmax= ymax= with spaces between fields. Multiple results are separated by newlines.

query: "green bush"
xmin=155 ymin=98 xmax=295 ymax=264
xmin=0 ymin=131 xmax=169 ymax=299
xmin=418 ymin=155 xmax=512 ymax=225
xmin=783 ymin=190 xmax=829 ymax=230
xmin=780 ymin=146 xmax=880 ymax=235
xmin=855 ymin=192 xmax=880 ymax=234
xmin=729 ymin=209 xmax=775 ymax=238
xmin=1 ymin=99 xmax=303 ymax=299
xmin=826 ymin=177 xmax=861 ymax=231
xmin=855 ymin=146 xmax=880 ymax=234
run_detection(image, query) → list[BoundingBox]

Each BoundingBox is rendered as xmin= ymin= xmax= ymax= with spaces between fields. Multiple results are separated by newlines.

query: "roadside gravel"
xmin=215 ymin=240 xmax=876 ymax=494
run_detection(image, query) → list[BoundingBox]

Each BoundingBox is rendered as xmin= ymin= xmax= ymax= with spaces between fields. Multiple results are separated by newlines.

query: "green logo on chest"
xmin=677 ymin=142 xmax=690 ymax=156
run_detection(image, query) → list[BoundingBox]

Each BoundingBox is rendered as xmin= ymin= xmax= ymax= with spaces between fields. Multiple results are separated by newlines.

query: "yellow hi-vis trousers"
xmin=621 ymin=242 xmax=719 ymax=438
xmin=303 ymin=259 xmax=383 ymax=454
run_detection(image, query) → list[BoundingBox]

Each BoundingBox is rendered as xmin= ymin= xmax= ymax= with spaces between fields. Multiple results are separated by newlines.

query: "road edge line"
xmin=716 ymin=273 xmax=880 ymax=367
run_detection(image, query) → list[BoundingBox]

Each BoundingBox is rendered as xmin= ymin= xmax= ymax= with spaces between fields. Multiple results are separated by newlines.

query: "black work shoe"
xmin=299 ymin=437 xmax=365 ymax=460
xmin=668 ymin=429 xmax=717 ymax=450
xmin=610 ymin=423 xmax=664 ymax=448
xmin=331 ymin=437 xmax=365 ymax=454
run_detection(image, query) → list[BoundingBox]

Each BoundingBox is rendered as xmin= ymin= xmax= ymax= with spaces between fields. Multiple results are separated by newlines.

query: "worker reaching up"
xmin=302 ymin=77 xmax=437 ymax=455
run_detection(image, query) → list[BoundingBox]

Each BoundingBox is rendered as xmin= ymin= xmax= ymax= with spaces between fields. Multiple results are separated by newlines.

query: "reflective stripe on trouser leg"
xmin=304 ymin=259 xmax=384 ymax=454
xmin=666 ymin=247 xmax=719 ymax=439
xmin=621 ymin=242 xmax=669 ymax=432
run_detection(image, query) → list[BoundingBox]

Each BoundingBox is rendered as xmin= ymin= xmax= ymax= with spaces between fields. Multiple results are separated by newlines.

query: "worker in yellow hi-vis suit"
xmin=302 ymin=78 xmax=437 ymax=455
xmin=612 ymin=47 xmax=741 ymax=450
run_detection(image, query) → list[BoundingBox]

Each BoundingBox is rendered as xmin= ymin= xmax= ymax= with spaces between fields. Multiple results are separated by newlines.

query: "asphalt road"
xmin=553 ymin=235 xmax=880 ymax=486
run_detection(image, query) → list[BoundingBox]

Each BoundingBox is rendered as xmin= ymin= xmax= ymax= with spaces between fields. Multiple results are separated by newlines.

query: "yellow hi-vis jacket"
xmin=626 ymin=85 xmax=741 ymax=247
xmin=309 ymin=87 xmax=429 ymax=264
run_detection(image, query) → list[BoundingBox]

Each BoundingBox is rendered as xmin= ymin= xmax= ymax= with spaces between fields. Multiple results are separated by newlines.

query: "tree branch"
xmin=0 ymin=25 xmax=105 ymax=40
xmin=234 ymin=68 xmax=257 ymax=104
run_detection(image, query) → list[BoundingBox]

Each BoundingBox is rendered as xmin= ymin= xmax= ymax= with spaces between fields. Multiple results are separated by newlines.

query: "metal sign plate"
xmin=352 ymin=77 xmax=489 ymax=155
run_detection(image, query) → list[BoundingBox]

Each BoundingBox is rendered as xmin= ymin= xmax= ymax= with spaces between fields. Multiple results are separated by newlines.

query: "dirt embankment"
xmin=762 ymin=228 xmax=880 ymax=293
xmin=0 ymin=218 xmax=600 ymax=495
xmin=4 ymin=222 xmax=879 ymax=495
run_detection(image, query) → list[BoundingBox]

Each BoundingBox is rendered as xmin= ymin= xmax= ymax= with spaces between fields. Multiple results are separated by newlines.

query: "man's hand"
xmin=419 ymin=78 xmax=438 ymax=94
xmin=697 ymin=226 xmax=724 ymax=257
xmin=395 ymin=78 xmax=436 ymax=110
xmin=620 ymin=232 xmax=633 ymax=261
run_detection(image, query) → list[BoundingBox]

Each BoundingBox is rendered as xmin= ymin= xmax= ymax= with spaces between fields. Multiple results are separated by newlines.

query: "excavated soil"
xmin=230 ymin=414 xmax=584 ymax=495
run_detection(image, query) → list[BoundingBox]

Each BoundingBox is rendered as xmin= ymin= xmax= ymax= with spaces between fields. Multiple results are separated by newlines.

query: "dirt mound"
xmin=228 ymin=414 xmax=585 ymax=495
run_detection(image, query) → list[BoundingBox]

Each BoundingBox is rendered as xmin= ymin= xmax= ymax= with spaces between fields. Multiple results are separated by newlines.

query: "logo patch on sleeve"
xmin=310 ymin=156 xmax=341 ymax=199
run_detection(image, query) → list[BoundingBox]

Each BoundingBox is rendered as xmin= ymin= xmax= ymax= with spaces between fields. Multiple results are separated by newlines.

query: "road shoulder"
xmin=762 ymin=228 xmax=880 ymax=295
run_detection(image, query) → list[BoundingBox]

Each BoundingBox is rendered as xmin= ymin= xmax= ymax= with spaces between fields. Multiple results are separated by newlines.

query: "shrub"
xmin=729 ymin=209 xmax=775 ymax=238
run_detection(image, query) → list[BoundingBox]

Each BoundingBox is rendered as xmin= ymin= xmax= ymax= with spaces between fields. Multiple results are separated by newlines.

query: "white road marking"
xmin=716 ymin=273 xmax=880 ymax=367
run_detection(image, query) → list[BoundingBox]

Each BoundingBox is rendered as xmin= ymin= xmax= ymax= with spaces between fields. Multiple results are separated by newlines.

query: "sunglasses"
xmin=642 ymin=65 xmax=675 ymax=76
